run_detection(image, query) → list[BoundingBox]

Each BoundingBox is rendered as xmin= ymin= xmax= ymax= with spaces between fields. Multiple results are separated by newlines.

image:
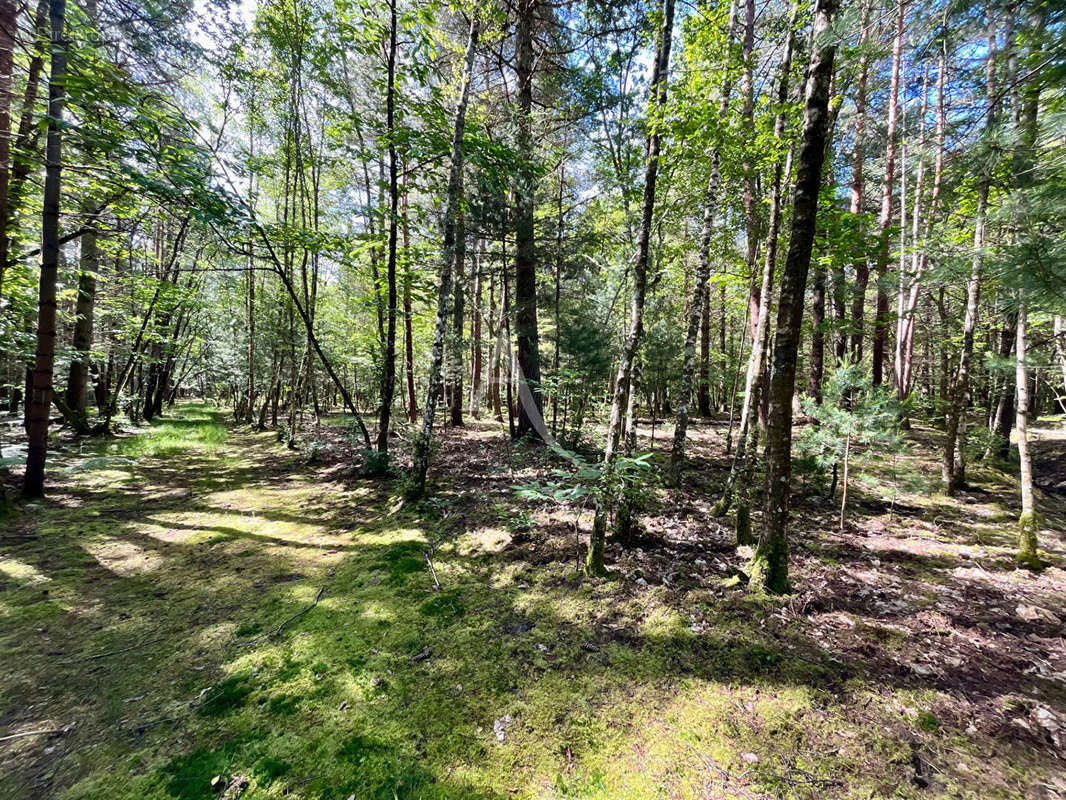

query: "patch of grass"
xmin=266 ymin=693 xmax=300 ymax=715
xmin=162 ymin=741 xmax=243 ymax=800
xmin=255 ymin=755 xmax=292 ymax=781
xmin=108 ymin=404 xmax=228 ymax=459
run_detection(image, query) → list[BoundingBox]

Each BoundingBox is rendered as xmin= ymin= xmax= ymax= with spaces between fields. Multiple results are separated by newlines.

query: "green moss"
xmin=255 ymin=755 xmax=291 ymax=781
xmin=742 ymin=643 xmax=783 ymax=670
xmin=1016 ymin=511 xmax=1043 ymax=570
xmin=420 ymin=590 xmax=466 ymax=622
xmin=197 ymin=673 xmax=254 ymax=716
xmin=379 ymin=540 xmax=427 ymax=585
xmin=918 ymin=710 xmax=940 ymax=733
xmin=266 ymin=693 xmax=300 ymax=715
xmin=162 ymin=741 xmax=242 ymax=800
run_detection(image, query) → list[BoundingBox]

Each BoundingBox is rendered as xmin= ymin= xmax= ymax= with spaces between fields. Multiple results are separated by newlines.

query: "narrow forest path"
xmin=2 ymin=405 xmax=1065 ymax=799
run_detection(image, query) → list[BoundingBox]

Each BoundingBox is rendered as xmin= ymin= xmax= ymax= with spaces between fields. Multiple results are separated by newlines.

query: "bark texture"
xmin=747 ymin=0 xmax=837 ymax=594
xmin=22 ymin=0 xmax=66 ymax=498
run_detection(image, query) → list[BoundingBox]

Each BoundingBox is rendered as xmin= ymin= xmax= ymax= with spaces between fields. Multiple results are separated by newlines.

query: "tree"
xmin=943 ymin=25 xmax=998 ymax=495
xmin=668 ymin=0 xmax=738 ymax=486
xmin=409 ymin=15 xmax=479 ymax=499
xmin=586 ymin=0 xmax=675 ymax=576
xmin=376 ymin=0 xmax=400 ymax=458
xmin=512 ymin=0 xmax=543 ymax=441
xmin=747 ymin=0 xmax=837 ymax=595
xmin=22 ymin=0 xmax=66 ymax=499
xmin=871 ymin=0 xmax=904 ymax=388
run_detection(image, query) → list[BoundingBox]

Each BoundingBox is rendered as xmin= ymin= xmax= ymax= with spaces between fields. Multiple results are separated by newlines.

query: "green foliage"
xmin=797 ymin=365 xmax=905 ymax=495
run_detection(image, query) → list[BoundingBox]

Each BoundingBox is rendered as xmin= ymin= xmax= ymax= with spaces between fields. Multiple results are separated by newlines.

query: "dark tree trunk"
xmin=22 ymin=0 xmax=65 ymax=499
xmin=65 ymin=223 xmax=96 ymax=415
xmin=697 ymin=282 xmax=712 ymax=416
xmin=513 ymin=0 xmax=543 ymax=440
xmin=401 ymin=182 xmax=417 ymax=422
xmin=376 ymin=0 xmax=400 ymax=455
xmin=0 ymin=0 xmax=13 ymax=306
xmin=748 ymin=0 xmax=837 ymax=594
xmin=809 ymin=265 xmax=826 ymax=403
xmin=471 ymin=238 xmax=483 ymax=419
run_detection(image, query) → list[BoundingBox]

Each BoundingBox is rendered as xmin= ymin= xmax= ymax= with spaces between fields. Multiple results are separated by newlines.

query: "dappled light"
xmin=3 ymin=404 xmax=1065 ymax=797
xmin=2 ymin=0 xmax=1066 ymax=795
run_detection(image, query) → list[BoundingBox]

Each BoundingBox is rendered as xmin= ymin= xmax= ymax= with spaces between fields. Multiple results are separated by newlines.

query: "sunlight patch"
xmin=456 ymin=526 xmax=510 ymax=555
xmin=84 ymin=537 xmax=163 ymax=576
xmin=0 ymin=557 xmax=50 ymax=586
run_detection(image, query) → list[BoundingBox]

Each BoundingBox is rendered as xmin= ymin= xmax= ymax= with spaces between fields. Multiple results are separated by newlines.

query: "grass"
xmin=0 ymin=403 xmax=1061 ymax=799
xmin=106 ymin=407 xmax=229 ymax=459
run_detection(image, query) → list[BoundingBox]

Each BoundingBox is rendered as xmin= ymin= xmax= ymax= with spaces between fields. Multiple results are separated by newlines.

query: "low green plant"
xmin=798 ymin=365 xmax=905 ymax=528
xmin=514 ymin=443 xmax=655 ymax=567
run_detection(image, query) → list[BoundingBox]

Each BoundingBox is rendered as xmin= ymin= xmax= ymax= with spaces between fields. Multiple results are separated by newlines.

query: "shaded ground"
xmin=1 ymin=404 xmax=1064 ymax=799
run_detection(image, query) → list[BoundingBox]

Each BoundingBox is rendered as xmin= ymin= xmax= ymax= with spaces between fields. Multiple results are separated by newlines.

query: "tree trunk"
xmin=244 ymin=105 xmax=256 ymax=423
xmin=551 ymin=172 xmax=563 ymax=433
xmin=667 ymin=0 xmax=738 ymax=484
xmin=712 ymin=1 xmax=798 ymax=517
xmin=871 ymin=0 xmax=904 ymax=387
xmin=1014 ymin=5 xmax=1044 ymax=567
xmin=470 ymin=238 xmax=483 ymax=419
xmin=809 ymin=265 xmax=826 ymax=402
xmin=1016 ymin=293 xmax=1039 ymax=567
xmin=943 ymin=31 xmax=996 ymax=494
xmin=376 ymin=0 xmax=400 ymax=455
xmin=1054 ymin=316 xmax=1066 ymax=414
xmin=449 ymin=200 xmax=465 ymax=426
xmin=0 ymin=0 xmax=13 ymax=308
xmin=65 ymin=208 xmax=96 ymax=416
xmin=740 ymin=0 xmax=759 ymax=343
xmin=848 ymin=0 xmax=872 ymax=362
xmin=408 ymin=17 xmax=478 ymax=498
xmin=587 ymin=0 xmax=675 ymax=576
xmin=490 ymin=266 xmax=505 ymax=421
xmin=747 ymin=0 xmax=837 ymax=594
xmin=402 ymin=181 xmax=417 ymax=422
xmin=513 ymin=0 xmax=543 ymax=440
xmin=895 ymin=64 xmax=932 ymax=402
xmin=698 ymin=282 xmax=712 ymax=416
xmin=22 ymin=0 xmax=65 ymax=499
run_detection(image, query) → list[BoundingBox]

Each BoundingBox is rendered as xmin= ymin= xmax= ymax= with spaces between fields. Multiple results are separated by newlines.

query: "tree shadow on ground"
xmin=2 ymin=411 xmax=1065 ymax=799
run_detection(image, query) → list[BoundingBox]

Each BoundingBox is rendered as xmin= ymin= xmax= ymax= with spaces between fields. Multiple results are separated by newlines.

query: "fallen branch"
xmin=0 ymin=728 xmax=63 ymax=743
xmin=237 ymin=584 xmax=328 ymax=647
xmin=60 ymin=636 xmax=167 ymax=664
xmin=424 ymin=549 xmax=442 ymax=591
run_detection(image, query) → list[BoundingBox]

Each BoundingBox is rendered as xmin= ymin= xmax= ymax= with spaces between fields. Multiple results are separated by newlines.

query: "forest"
xmin=1 ymin=0 xmax=1065 ymax=796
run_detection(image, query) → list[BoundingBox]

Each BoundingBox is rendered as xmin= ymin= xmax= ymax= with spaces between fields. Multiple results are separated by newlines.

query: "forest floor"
xmin=1 ymin=402 xmax=1065 ymax=799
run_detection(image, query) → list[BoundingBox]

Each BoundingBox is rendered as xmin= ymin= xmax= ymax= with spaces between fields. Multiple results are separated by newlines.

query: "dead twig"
xmin=424 ymin=549 xmax=442 ymax=591
xmin=60 ymin=636 xmax=166 ymax=665
xmin=0 ymin=728 xmax=64 ymax=743
xmin=237 ymin=583 xmax=328 ymax=647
